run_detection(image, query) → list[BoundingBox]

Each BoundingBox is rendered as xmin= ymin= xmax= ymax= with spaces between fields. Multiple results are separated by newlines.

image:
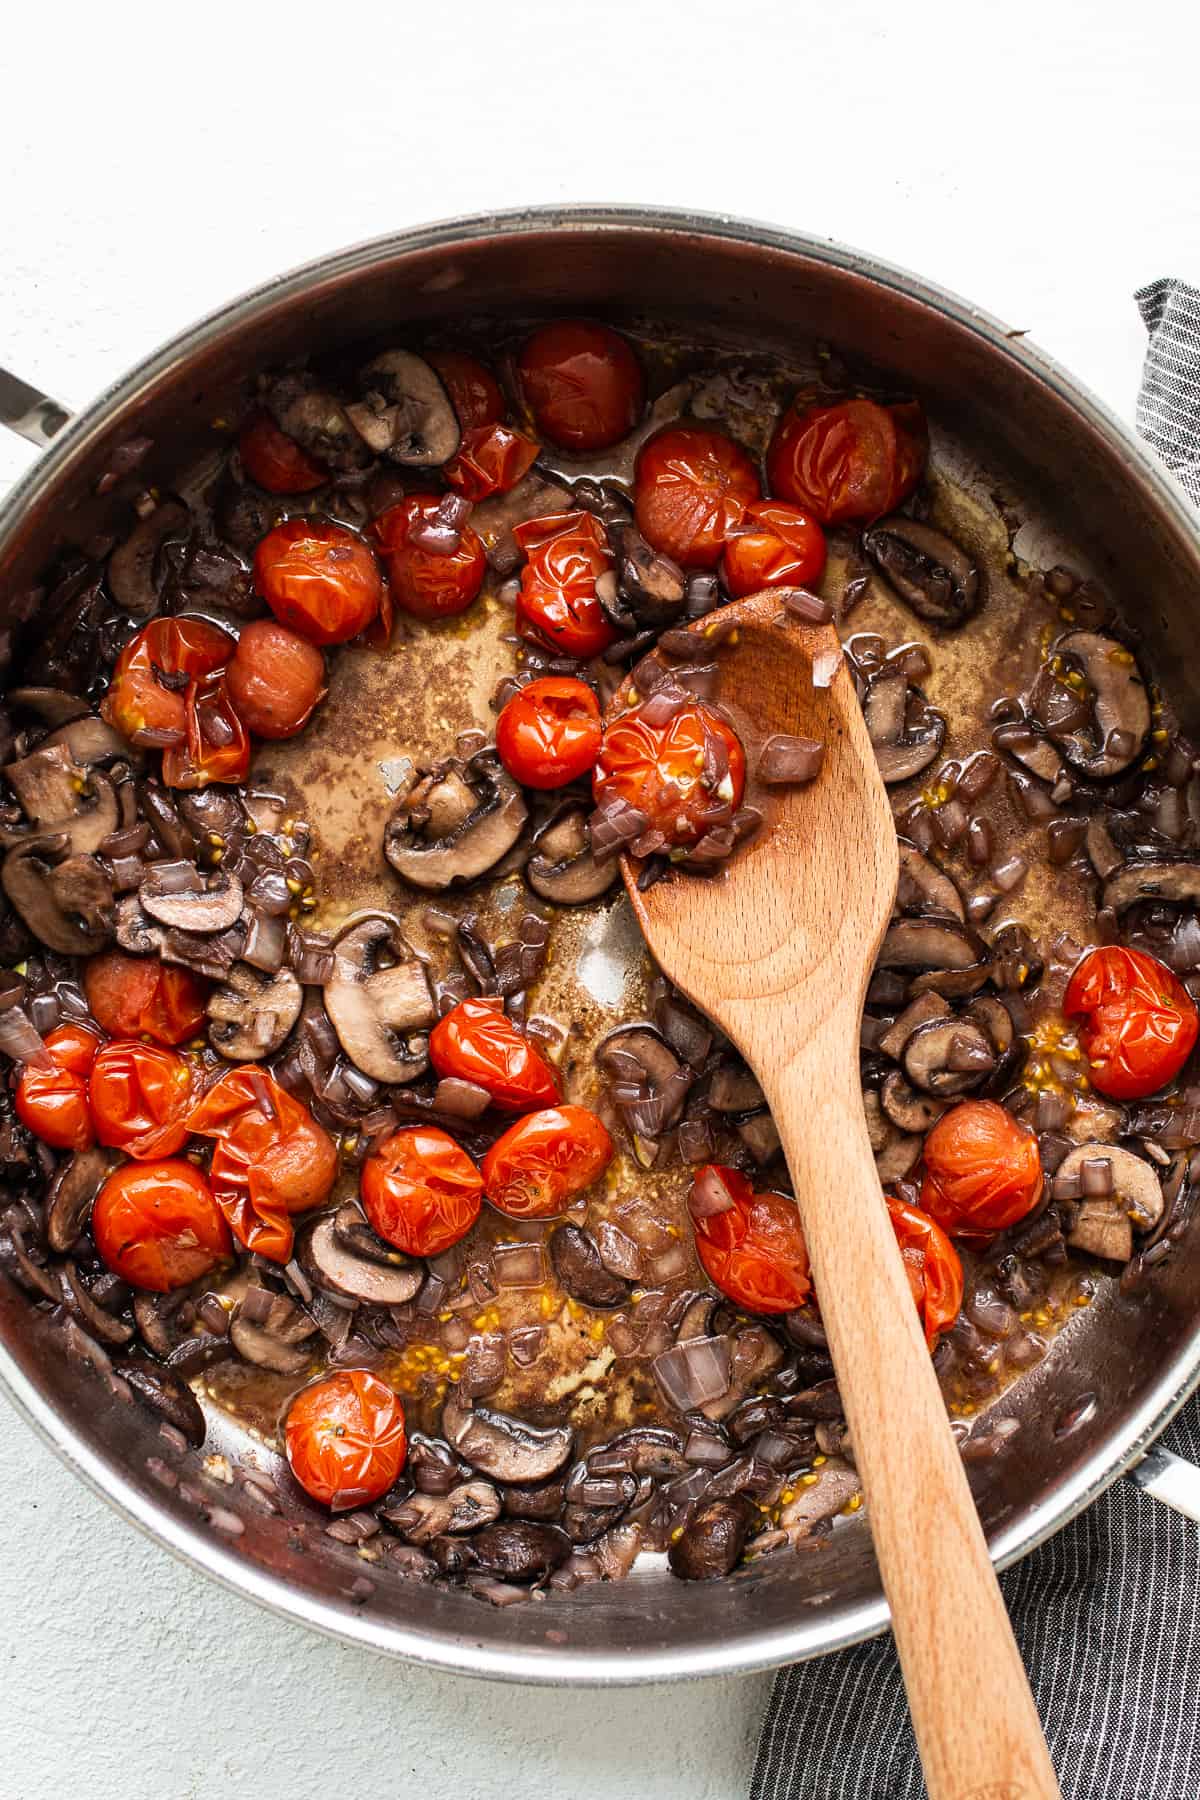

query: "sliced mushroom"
xmin=8 ymin=688 xmax=91 ymax=727
xmin=864 ymin=678 xmax=946 ymax=784
xmin=117 ymin=1356 xmax=207 ymax=1447
xmin=2 ymin=838 xmax=114 ymax=954
xmin=1038 ymin=632 xmax=1150 ymax=779
xmin=442 ymin=1395 xmax=574 ymax=1485
xmin=385 ymin=753 xmax=528 ymax=891
xmin=63 ymin=1261 xmax=134 ymax=1346
xmin=324 ymin=914 xmax=434 ymax=1084
xmin=266 ymin=373 xmax=369 ymax=474
xmin=881 ymin=1068 xmax=948 ymax=1133
xmin=470 ymin=473 xmax=574 ymax=575
xmin=896 ymin=840 xmax=965 ymax=923
xmin=863 ymin=517 xmax=981 ymax=626
xmin=49 ymin=854 xmax=116 ymax=937
xmin=527 ymin=805 xmax=617 ymax=904
xmin=707 ymin=1063 xmax=766 ymax=1113
xmin=383 ymin=1480 xmax=501 ymax=1544
xmin=43 ymin=714 xmax=130 ymax=767
xmin=1059 ymin=1144 xmax=1163 ymax=1246
xmin=4 ymin=744 xmax=119 ymax=853
xmin=107 ymin=499 xmax=190 ymax=616
xmin=300 ymin=1211 xmax=423 ymax=1306
xmin=355 ymin=351 xmax=461 ymax=466
xmin=1068 ymin=1200 xmax=1133 ymax=1263
xmin=469 ymin=1520 xmax=571 ymax=1582
xmin=549 ymin=1224 xmax=633 ymax=1309
xmin=862 ymin=1087 xmax=889 ymax=1155
xmin=779 ymin=1456 xmax=862 ymax=1541
xmin=700 ymin=1323 xmax=784 ymax=1422
xmin=1103 ymin=858 xmax=1200 ymax=915
xmin=876 ymin=990 xmax=951 ymax=1062
xmin=229 ymin=1290 xmax=317 ymax=1374
xmin=207 ymin=963 xmax=302 ymax=1061
xmin=140 ymin=866 xmax=244 ymax=932
xmin=46 ymin=1147 xmax=115 ymax=1252
xmin=875 ymin=1132 xmax=921 ymax=1183
xmin=877 ymin=916 xmax=982 ymax=972
xmin=991 ymin=721 xmax=1065 ymax=785
xmin=115 ymin=895 xmax=166 ymax=955
xmin=902 ymin=1018 xmax=996 ymax=1096
xmin=609 ymin=523 xmax=687 ymax=626
xmin=332 ymin=1200 xmax=412 ymax=1266
xmin=668 ymin=1496 xmax=752 ymax=1581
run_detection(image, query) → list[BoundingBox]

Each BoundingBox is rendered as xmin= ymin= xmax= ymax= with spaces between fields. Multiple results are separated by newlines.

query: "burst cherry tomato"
xmin=370 ymin=496 xmax=487 ymax=621
xmin=496 ymin=677 xmax=602 ymax=789
xmin=481 ymin=1105 xmax=613 ymax=1220
xmin=238 ymin=411 xmax=326 ymax=494
xmin=225 ymin=620 xmax=327 ymax=740
xmin=187 ymin=1067 xmax=337 ymax=1261
xmin=160 ymin=669 xmax=251 ymax=789
xmin=426 ymin=351 xmax=505 ymax=430
xmin=92 ymin=1159 xmax=232 ymax=1292
xmin=513 ymin=509 xmax=617 ymax=659
xmin=517 ymin=321 xmax=645 ymax=452
xmin=766 ymin=393 xmax=927 ymax=526
xmin=443 ymin=423 xmax=539 ymax=501
xmin=429 ymin=995 xmax=560 ymax=1113
xmin=593 ymin=700 xmax=746 ymax=850
xmin=103 ymin=617 xmax=236 ymax=747
xmin=688 ymin=1166 xmax=811 ymax=1314
xmin=921 ymin=1099 xmax=1043 ymax=1239
xmin=361 ymin=1125 xmax=484 ymax=1257
xmin=886 ymin=1195 xmax=963 ymax=1350
xmin=89 ymin=1040 xmax=194 ymax=1160
xmin=722 ymin=500 xmax=828 ymax=597
xmin=1063 ymin=945 xmax=1198 ymax=1100
xmin=15 ymin=1022 xmax=100 ymax=1150
xmin=634 ymin=426 xmax=760 ymax=569
xmin=285 ymin=1370 xmax=407 ymax=1510
xmin=84 ymin=952 xmax=208 ymax=1047
xmin=252 ymin=518 xmax=382 ymax=646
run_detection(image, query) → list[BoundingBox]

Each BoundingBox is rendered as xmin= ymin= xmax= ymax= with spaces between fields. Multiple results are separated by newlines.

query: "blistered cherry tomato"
xmin=370 ymin=496 xmax=487 ymax=621
xmin=426 ymin=350 xmax=504 ymax=430
xmin=160 ymin=669 xmax=251 ymax=789
xmin=481 ymin=1105 xmax=613 ymax=1220
xmin=722 ymin=499 xmax=827 ymax=597
xmin=187 ymin=1067 xmax=337 ymax=1261
xmin=429 ymin=995 xmax=559 ymax=1113
xmin=496 ymin=677 xmax=602 ymax=789
xmin=886 ymin=1195 xmax=963 ymax=1350
xmin=15 ymin=1022 xmax=100 ymax=1150
xmin=226 ymin=620 xmax=327 ymax=739
xmin=1063 ymin=945 xmax=1198 ymax=1101
xmin=443 ymin=423 xmax=539 ymax=501
xmin=285 ymin=1370 xmax=407 ymax=1510
xmin=84 ymin=952 xmax=208 ymax=1047
xmin=921 ymin=1099 xmax=1042 ymax=1238
xmin=766 ymin=393 xmax=926 ymax=526
xmin=518 ymin=321 xmax=645 ymax=452
xmin=634 ymin=426 xmax=760 ymax=569
xmin=89 ymin=1040 xmax=194 ymax=1160
xmin=688 ymin=1166 xmax=811 ymax=1314
xmin=102 ymin=617 xmax=236 ymax=747
xmin=593 ymin=700 xmax=746 ymax=850
xmin=92 ymin=1159 xmax=231 ymax=1292
xmin=361 ymin=1126 xmax=484 ymax=1257
xmin=252 ymin=518 xmax=383 ymax=646
xmin=513 ymin=510 xmax=617 ymax=659
xmin=237 ymin=411 xmax=326 ymax=494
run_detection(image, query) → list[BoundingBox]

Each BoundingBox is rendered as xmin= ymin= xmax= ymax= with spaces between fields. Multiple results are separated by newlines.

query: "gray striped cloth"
xmin=752 ymin=282 xmax=1200 ymax=1800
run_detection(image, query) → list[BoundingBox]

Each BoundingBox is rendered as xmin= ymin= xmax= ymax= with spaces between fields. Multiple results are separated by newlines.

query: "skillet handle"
xmin=1128 ymin=1447 xmax=1200 ymax=1523
xmin=0 ymin=367 xmax=72 ymax=449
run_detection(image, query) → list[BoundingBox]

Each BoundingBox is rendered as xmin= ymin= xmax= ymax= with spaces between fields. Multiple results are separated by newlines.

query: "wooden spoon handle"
xmin=758 ymin=1010 xmax=1060 ymax=1800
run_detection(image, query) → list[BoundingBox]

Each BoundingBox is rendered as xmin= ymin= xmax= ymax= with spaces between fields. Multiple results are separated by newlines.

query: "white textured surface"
xmin=3 ymin=5 xmax=1200 ymax=1797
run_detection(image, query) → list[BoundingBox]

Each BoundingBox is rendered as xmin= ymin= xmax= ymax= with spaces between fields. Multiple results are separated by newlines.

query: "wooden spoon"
xmin=621 ymin=590 xmax=1060 ymax=1800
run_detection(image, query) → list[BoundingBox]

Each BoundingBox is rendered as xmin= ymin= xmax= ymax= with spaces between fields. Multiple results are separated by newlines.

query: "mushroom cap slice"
xmin=901 ymin=1018 xmax=996 ymax=1096
xmin=1059 ymin=1144 xmax=1164 ymax=1235
xmin=357 ymin=351 xmax=461 ymax=467
xmin=1102 ymin=858 xmax=1200 ymax=915
xmin=442 ymin=1395 xmax=574 ymax=1485
xmin=4 ymin=744 xmax=119 ymax=854
xmin=896 ymin=840 xmax=965 ymax=923
xmin=46 ymin=1147 xmax=117 ymax=1253
xmin=300 ymin=1212 xmax=424 ymax=1306
xmin=140 ymin=866 xmax=244 ymax=932
xmin=116 ymin=894 xmax=166 ymax=955
xmin=876 ymin=916 xmax=982 ymax=972
xmin=875 ymin=1132 xmax=921 ymax=1183
xmin=8 ymin=688 xmax=91 ymax=727
xmin=266 ymin=374 xmax=369 ymax=473
xmin=527 ymin=805 xmax=618 ymax=904
xmin=117 ymin=1356 xmax=207 ymax=1447
xmin=385 ymin=753 xmax=528 ymax=892
xmin=44 ymin=715 xmax=131 ymax=768
xmin=881 ymin=1068 xmax=947 ymax=1133
xmin=107 ymin=499 xmax=190 ymax=616
xmin=324 ymin=914 xmax=434 ymax=1084
xmin=863 ymin=516 xmax=981 ymax=627
xmin=863 ymin=678 xmax=947 ymax=785
xmin=2 ymin=837 xmax=114 ymax=954
xmin=207 ymin=962 xmax=302 ymax=1060
xmin=1044 ymin=631 xmax=1150 ymax=779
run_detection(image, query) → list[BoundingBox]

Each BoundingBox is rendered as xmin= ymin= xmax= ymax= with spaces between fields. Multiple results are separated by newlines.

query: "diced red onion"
xmin=991 ymin=853 xmax=1029 ymax=894
xmin=29 ymin=993 xmax=61 ymax=1036
xmin=757 ymin=733 xmax=825 ymax=785
xmin=509 ymin=1325 xmax=546 ymax=1367
xmin=652 ymin=1335 xmax=732 ymax=1411
xmin=589 ymin=797 xmax=651 ymax=860
xmin=811 ymin=645 xmax=842 ymax=689
xmin=683 ymin=1430 xmax=732 ymax=1467
xmin=242 ymin=909 xmax=287 ymax=974
xmin=931 ymin=799 xmax=969 ymax=848
xmin=433 ymin=1076 xmax=492 ymax=1120
xmin=132 ymin=726 xmax=185 ymax=749
xmin=782 ymin=587 xmax=834 ymax=624
xmin=490 ymin=1241 xmax=547 ymax=1290
xmin=638 ymin=685 xmax=692 ymax=728
xmin=142 ymin=858 xmax=204 ymax=896
xmin=689 ymin=1165 xmax=736 ymax=1219
xmin=595 ymin=1221 xmax=643 ymax=1280
xmin=1081 ymin=1156 xmax=1114 ymax=1197
xmin=0 ymin=1005 xmax=51 ymax=1069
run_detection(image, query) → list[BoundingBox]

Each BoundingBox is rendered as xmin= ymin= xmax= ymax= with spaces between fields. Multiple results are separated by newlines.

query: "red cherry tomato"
xmin=517 ymin=321 xmax=645 ymax=452
xmin=722 ymin=499 xmax=827 ymax=597
xmin=102 ymin=617 xmax=236 ymax=747
xmin=361 ymin=1125 xmax=484 ymax=1257
xmin=1063 ymin=945 xmax=1198 ymax=1101
xmin=92 ymin=1159 xmax=232 ymax=1292
xmin=285 ymin=1370 xmax=407 ymax=1510
xmin=766 ymin=393 xmax=927 ymax=526
xmin=886 ymin=1195 xmax=963 ymax=1350
xmin=15 ymin=1022 xmax=100 ymax=1150
xmin=481 ymin=1105 xmax=613 ymax=1220
xmin=593 ymin=700 xmax=746 ymax=850
xmin=187 ymin=1066 xmax=337 ymax=1261
xmin=429 ymin=995 xmax=560 ymax=1113
xmin=160 ymin=669 xmax=251 ymax=789
xmin=426 ymin=350 xmax=504 ymax=430
xmin=687 ymin=1166 xmax=811 ymax=1314
xmin=920 ymin=1100 xmax=1043 ymax=1239
xmin=495 ymin=677 xmax=602 ymax=789
xmin=89 ymin=1040 xmax=194 ymax=1160
xmin=513 ymin=509 xmax=618 ymax=659
xmin=370 ymin=496 xmax=487 ymax=621
xmin=634 ymin=426 xmax=760 ymax=569
xmin=238 ymin=411 xmax=326 ymax=494
xmin=252 ymin=518 xmax=383 ymax=646
xmin=84 ymin=952 xmax=208 ymax=1047
xmin=443 ymin=423 xmax=539 ymax=501
xmin=225 ymin=620 xmax=327 ymax=739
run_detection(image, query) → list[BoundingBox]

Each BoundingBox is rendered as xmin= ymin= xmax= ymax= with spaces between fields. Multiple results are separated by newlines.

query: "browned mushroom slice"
xmin=43 ymin=714 xmax=131 ymax=768
xmin=874 ymin=1132 xmax=921 ymax=1183
xmin=385 ymin=753 xmax=527 ymax=891
xmin=140 ymin=866 xmax=244 ymax=932
xmin=354 ymin=351 xmax=461 ymax=466
xmin=1036 ymin=632 xmax=1150 ymax=779
xmin=2 ymin=838 xmax=114 ymax=954
xmin=902 ymin=1018 xmax=996 ymax=1097
xmin=63 ymin=1261 xmax=135 ymax=1346
xmin=324 ymin=914 xmax=434 ymax=1083
xmin=7 ymin=688 xmax=91 ymax=727
xmin=115 ymin=895 xmax=166 ymax=955
xmin=608 ymin=522 xmax=687 ymax=627
xmin=1102 ymin=859 xmax=1200 ymax=915
xmin=207 ymin=963 xmax=302 ymax=1060
xmin=862 ymin=1087 xmax=889 ymax=1154
xmin=229 ymin=1289 xmax=317 ymax=1374
xmin=876 ymin=990 xmax=951 ymax=1061
xmin=880 ymin=1069 xmax=948 ymax=1133
xmin=300 ymin=1211 xmax=424 ymax=1306
xmin=4 ymin=743 xmax=119 ymax=853
xmin=442 ymin=1395 xmax=574 ymax=1485
xmin=383 ymin=1480 xmax=502 ymax=1544
xmin=863 ymin=677 xmax=946 ymax=784
xmin=668 ymin=1496 xmax=753 ymax=1581
xmin=1058 ymin=1144 xmax=1163 ymax=1253
xmin=527 ymin=805 xmax=618 ymax=904
xmin=265 ymin=373 xmax=369 ymax=474
xmin=471 ymin=473 xmax=574 ymax=574
xmin=46 ymin=1146 xmax=116 ymax=1252
xmin=117 ymin=1356 xmax=207 ymax=1447
xmin=991 ymin=721 xmax=1065 ymax=785
xmin=779 ymin=1456 xmax=862 ymax=1542
xmin=863 ymin=517 xmax=981 ymax=626
xmin=107 ymin=499 xmax=190 ymax=616
xmin=876 ymin=916 xmax=982 ymax=972
xmin=896 ymin=840 xmax=965 ymax=922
